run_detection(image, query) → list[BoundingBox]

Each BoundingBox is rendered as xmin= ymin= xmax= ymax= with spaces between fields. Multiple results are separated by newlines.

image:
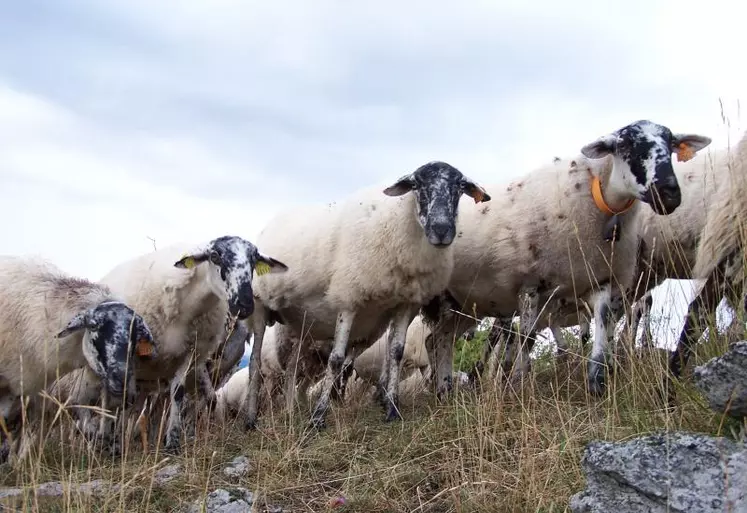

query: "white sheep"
xmin=52 ymin=235 xmax=287 ymax=455
xmin=544 ymin=132 xmax=738 ymax=373
xmin=669 ymin=129 xmax=747 ymax=380
xmin=0 ymin=255 xmax=154 ymax=463
xmin=251 ymin=161 xmax=490 ymax=429
xmin=215 ymin=315 xmax=433 ymax=422
xmin=422 ymin=120 xmax=711 ymax=397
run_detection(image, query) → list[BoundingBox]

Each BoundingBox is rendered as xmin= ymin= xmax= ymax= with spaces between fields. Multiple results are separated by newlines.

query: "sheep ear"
xmin=461 ymin=177 xmax=491 ymax=203
xmin=383 ymin=174 xmax=416 ymax=196
xmin=581 ymin=134 xmax=617 ymax=159
xmin=132 ymin=316 xmax=157 ymax=358
xmin=57 ymin=311 xmax=92 ymax=338
xmin=672 ymin=133 xmax=711 ymax=162
xmin=255 ymin=253 xmax=288 ymax=276
xmin=174 ymin=251 xmax=209 ymax=269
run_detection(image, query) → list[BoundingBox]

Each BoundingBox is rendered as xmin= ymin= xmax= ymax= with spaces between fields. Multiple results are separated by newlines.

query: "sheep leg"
xmin=551 ymin=324 xmax=568 ymax=359
xmin=196 ymin=362 xmax=217 ymax=413
xmin=587 ymin=284 xmax=622 ymax=396
xmin=330 ymin=351 xmax=357 ymax=403
xmin=163 ymin=356 xmax=192 ymax=455
xmin=635 ymin=292 xmax=654 ymax=350
xmin=503 ymin=286 xmax=538 ymax=379
xmin=422 ymin=295 xmax=463 ymax=402
xmin=310 ymin=310 xmax=355 ymax=430
xmin=282 ymin=335 xmax=304 ymax=413
xmin=378 ymin=306 xmax=416 ymax=422
xmin=244 ymin=313 xmax=267 ymax=431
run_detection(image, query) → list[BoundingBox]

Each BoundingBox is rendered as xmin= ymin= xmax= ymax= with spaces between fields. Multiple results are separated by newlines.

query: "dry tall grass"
xmin=1 ymin=318 xmax=742 ymax=513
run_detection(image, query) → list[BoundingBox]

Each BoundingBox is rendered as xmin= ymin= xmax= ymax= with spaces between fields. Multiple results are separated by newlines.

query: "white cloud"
xmin=1 ymin=0 xmax=745 ymax=350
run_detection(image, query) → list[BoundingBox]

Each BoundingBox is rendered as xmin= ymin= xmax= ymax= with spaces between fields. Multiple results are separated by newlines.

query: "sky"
xmin=1 ymin=0 xmax=746 ymax=350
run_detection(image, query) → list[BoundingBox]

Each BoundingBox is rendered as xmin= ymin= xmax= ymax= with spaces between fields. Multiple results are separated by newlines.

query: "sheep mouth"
xmin=643 ymin=186 xmax=681 ymax=215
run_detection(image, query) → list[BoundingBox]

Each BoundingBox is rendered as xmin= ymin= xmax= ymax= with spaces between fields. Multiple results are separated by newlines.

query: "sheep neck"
xmin=593 ymin=156 xmax=637 ymax=215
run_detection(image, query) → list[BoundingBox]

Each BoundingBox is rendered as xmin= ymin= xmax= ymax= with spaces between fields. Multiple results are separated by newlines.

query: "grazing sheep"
xmin=0 ymin=255 xmax=154 ymax=462
xmin=422 ymin=120 xmax=711 ymax=397
xmin=669 ymin=129 xmax=747 ymax=380
xmin=53 ymin=235 xmax=287 ymax=454
xmin=252 ymin=161 xmax=490 ymax=429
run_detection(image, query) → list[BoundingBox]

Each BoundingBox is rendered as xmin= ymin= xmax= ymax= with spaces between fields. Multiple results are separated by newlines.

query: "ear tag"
xmin=255 ymin=261 xmax=271 ymax=276
xmin=136 ymin=338 xmax=155 ymax=357
xmin=181 ymin=254 xmax=196 ymax=269
xmin=472 ymin=189 xmax=485 ymax=204
xmin=676 ymin=142 xmax=695 ymax=162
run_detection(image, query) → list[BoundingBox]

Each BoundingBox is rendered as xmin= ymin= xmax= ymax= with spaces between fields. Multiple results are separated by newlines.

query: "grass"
xmin=1 ymin=321 xmax=742 ymax=513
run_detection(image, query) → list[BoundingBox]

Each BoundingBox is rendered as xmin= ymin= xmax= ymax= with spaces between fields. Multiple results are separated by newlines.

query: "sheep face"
xmin=581 ymin=119 xmax=711 ymax=215
xmin=174 ymin=235 xmax=288 ymax=320
xmin=56 ymin=301 xmax=154 ymax=404
xmin=383 ymin=161 xmax=491 ymax=246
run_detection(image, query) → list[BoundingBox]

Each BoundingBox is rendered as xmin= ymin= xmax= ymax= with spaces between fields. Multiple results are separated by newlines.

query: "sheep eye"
xmin=209 ymin=251 xmax=222 ymax=265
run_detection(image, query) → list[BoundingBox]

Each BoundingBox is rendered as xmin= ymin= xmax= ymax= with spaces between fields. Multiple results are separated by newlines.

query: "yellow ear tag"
xmin=676 ymin=142 xmax=695 ymax=162
xmin=182 ymin=255 xmax=196 ymax=269
xmin=255 ymin=261 xmax=271 ymax=276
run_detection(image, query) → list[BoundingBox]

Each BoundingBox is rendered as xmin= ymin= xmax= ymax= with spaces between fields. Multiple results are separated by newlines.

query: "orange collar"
xmin=591 ymin=176 xmax=635 ymax=216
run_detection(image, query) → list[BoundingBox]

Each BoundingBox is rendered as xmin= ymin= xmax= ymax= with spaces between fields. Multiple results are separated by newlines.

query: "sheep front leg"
xmin=244 ymin=314 xmax=267 ymax=431
xmin=504 ymin=286 xmax=538 ymax=379
xmin=422 ymin=295 xmax=462 ymax=402
xmin=587 ymin=284 xmax=619 ymax=396
xmin=196 ymin=362 xmax=217 ymax=413
xmin=378 ymin=306 xmax=415 ymax=422
xmin=310 ymin=310 xmax=355 ymax=430
xmin=163 ymin=357 xmax=192 ymax=455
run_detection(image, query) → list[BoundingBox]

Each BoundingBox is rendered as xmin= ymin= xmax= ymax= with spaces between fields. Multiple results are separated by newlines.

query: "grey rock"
xmin=570 ymin=431 xmax=747 ymax=513
xmin=186 ymin=488 xmax=255 ymax=513
xmin=694 ymin=341 xmax=747 ymax=419
xmin=0 ymin=487 xmax=22 ymax=499
xmin=223 ymin=456 xmax=252 ymax=478
xmin=154 ymin=463 xmax=182 ymax=485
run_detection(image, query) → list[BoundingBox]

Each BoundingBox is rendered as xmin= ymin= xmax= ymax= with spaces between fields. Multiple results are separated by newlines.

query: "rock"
xmin=0 ymin=487 xmax=22 ymax=499
xmin=693 ymin=341 xmax=747 ymax=419
xmin=185 ymin=487 xmax=284 ymax=513
xmin=154 ymin=463 xmax=182 ymax=485
xmin=186 ymin=488 xmax=254 ymax=513
xmin=569 ymin=431 xmax=747 ymax=513
xmin=223 ymin=456 xmax=252 ymax=478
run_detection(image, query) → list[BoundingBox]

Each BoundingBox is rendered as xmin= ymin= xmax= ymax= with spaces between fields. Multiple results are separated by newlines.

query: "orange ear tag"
xmin=676 ymin=143 xmax=695 ymax=162
xmin=136 ymin=338 xmax=155 ymax=357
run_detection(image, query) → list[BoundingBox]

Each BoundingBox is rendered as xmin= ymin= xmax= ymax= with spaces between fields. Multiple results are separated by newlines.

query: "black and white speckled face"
xmin=581 ymin=120 xmax=711 ymax=214
xmin=174 ymin=235 xmax=288 ymax=320
xmin=383 ymin=161 xmax=491 ymax=246
xmin=56 ymin=301 xmax=154 ymax=403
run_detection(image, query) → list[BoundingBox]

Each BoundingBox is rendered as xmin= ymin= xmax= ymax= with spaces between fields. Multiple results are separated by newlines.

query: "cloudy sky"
xmin=1 ymin=0 xmax=746 ymax=347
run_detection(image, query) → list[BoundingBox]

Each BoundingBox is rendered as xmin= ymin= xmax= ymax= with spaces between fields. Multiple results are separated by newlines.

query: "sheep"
xmin=51 ymin=235 xmax=287 ymax=455
xmin=545 ymin=146 xmax=726 ymax=360
xmin=0 ymin=255 xmax=154 ymax=462
xmin=668 ymin=129 xmax=747 ymax=381
xmin=422 ymin=120 xmax=712 ymax=398
xmin=216 ymin=316 xmax=433 ymax=421
xmin=251 ymin=161 xmax=491 ymax=429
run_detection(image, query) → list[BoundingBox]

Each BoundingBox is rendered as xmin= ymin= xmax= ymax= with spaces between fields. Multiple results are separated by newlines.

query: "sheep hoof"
xmin=587 ymin=365 xmax=606 ymax=397
xmin=163 ymin=434 xmax=181 ymax=455
xmin=309 ymin=416 xmax=327 ymax=431
xmin=384 ymin=407 xmax=402 ymax=423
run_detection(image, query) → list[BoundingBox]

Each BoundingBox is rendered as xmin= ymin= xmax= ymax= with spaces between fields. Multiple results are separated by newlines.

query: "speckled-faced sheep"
xmin=544 ymin=149 xmax=726 ymax=360
xmin=0 ymin=255 xmax=154 ymax=462
xmin=53 ymin=235 xmax=287 ymax=454
xmin=668 ymin=129 xmax=747 ymax=380
xmin=252 ymin=161 xmax=491 ymax=429
xmin=422 ymin=120 xmax=711 ymax=397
